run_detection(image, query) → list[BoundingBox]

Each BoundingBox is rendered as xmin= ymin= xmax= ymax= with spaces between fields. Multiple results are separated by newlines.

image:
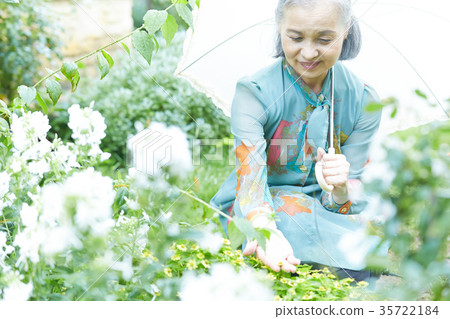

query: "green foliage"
xmin=97 ymin=53 xmax=110 ymax=80
xmin=132 ymin=0 xmax=194 ymax=30
xmin=49 ymin=33 xmax=230 ymax=170
xmin=61 ymin=62 xmax=80 ymax=92
xmin=366 ymin=120 xmax=450 ymax=300
xmin=143 ymin=10 xmax=168 ymax=36
xmin=161 ymin=15 xmax=178 ymax=45
xmin=46 ymin=79 xmax=62 ymax=105
xmin=227 ymin=217 xmax=270 ymax=251
xmin=175 ymin=3 xmax=193 ymax=29
xmin=131 ymin=31 xmax=155 ymax=65
xmin=0 ymin=0 xmax=62 ymax=101
xmin=17 ymin=85 xmax=36 ymax=106
xmin=153 ymin=239 xmax=367 ymax=301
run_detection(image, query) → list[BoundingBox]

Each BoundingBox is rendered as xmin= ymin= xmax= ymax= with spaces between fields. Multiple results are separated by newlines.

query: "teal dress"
xmin=211 ymin=58 xmax=388 ymax=270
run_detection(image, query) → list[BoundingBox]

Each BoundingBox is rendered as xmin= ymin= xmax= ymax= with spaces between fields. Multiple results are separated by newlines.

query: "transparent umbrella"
xmin=176 ymin=0 xmax=450 ymax=133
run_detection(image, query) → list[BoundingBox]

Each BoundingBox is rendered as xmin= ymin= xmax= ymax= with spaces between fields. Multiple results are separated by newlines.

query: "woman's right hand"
xmin=242 ymin=229 xmax=300 ymax=273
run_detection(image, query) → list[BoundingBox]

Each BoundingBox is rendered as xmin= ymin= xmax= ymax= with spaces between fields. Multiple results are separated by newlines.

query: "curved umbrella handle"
xmin=315 ymin=147 xmax=335 ymax=192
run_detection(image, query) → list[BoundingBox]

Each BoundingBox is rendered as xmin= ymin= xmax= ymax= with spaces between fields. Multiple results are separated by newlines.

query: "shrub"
xmin=365 ymin=120 xmax=450 ymax=300
xmin=49 ymin=32 xmax=230 ymax=169
xmin=0 ymin=0 xmax=62 ymax=101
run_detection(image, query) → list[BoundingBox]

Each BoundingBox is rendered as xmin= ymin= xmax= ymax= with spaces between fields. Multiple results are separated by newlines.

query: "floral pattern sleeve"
xmin=231 ymin=80 xmax=275 ymax=221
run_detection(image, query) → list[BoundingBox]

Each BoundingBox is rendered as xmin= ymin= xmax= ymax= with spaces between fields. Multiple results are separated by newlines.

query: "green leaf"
xmin=17 ymin=85 xmax=36 ymax=105
xmin=196 ymin=0 xmax=200 ymax=8
xmin=121 ymin=42 xmax=131 ymax=56
xmin=143 ymin=10 xmax=168 ymax=36
xmin=188 ymin=0 xmax=196 ymax=9
xmin=113 ymin=187 xmax=129 ymax=211
xmin=390 ymin=106 xmax=398 ymax=119
xmin=77 ymin=61 xmax=86 ymax=69
xmin=61 ymin=62 xmax=80 ymax=92
xmin=71 ymin=73 xmax=80 ymax=92
xmin=46 ymin=79 xmax=62 ymax=105
xmin=254 ymin=229 xmax=267 ymax=251
xmin=261 ymin=228 xmax=271 ymax=240
xmin=35 ymin=91 xmax=48 ymax=115
xmin=153 ymin=36 xmax=160 ymax=54
xmin=97 ymin=52 xmax=110 ymax=80
xmin=0 ymin=99 xmax=7 ymax=109
xmin=0 ymin=118 xmax=9 ymax=131
xmin=131 ymin=30 xmax=155 ymax=65
xmin=176 ymin=3 xmax=194 ymax=29
xmin=161 ymin=15 xmax=178 ymax=46
xmin=415 ymin=89 xmax=428 ymax=100
xmin=2 ymin=0 xmax=20 ymax=3
xmin=365 ymin=102 xmax=384 ymax=112
xmin=233 ymin=217 xmax=255 ymax=239
xmin=228 ymin=221 xmax=246 ymax=250
xmin=61 ymin=62 xmax=77 ymax=79
xmin=101 ymin=50 xmax=114 ymax=69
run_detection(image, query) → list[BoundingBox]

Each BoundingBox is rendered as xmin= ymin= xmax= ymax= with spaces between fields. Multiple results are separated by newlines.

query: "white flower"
xmin=111 ymin=255 xmax=133 ymax=280
xmin=166 ymin=224 xmax=180 ymax=237
xmin=10 ymin=111 xmax=51 ymax=152
xmin=196 ymin=228 xmax=224 ymax=254
xmin=127 ymin=167 xmax=151 ymax=189
xmin=52 ymin=143 xmax=80 ymax=172
xmin=68 ymin=103 xmax=106 ymax=146
xmin=28 ymin=159 xmax=51 ymax=177
xmin=9 ymin=155 xmax=22 ymax=173
xmin=359 ymin=194 xmax=396 ymax=225
xmin=1 ymin=193 xmax=16 ymax=212
xmin=362 ymin=134 xmax=396 ymax=189
xmin=180 ymin=263 xmax=273 ymax=301
xmin=0 ymin=171 xmax=10 ymax=198
xmin=14 ymin=227 xmax=45 ymax=264
xmin=40 ymin=226 xmax=81 ymax=256
xmin=136 ymin=224 xmax=149 ymax=252
xmin=100 ymin=152 xmax=111 ymax=162
xmin=337 ymin=229 xmax=383 ymax=269
xmin=64 ymin=169 xmax=115 ymax=235
xmin=41 ymin=183 xmax=64 ymax=226
xmin=2 ymin=279 xmax=33 ymax=301
xmin=19 ymin=203 xmax=39 ymax=228
xmin=21 ymin=139 xmax=53 ymax=161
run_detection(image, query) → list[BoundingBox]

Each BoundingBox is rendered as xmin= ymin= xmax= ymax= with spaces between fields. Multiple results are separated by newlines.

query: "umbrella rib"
xmin=361 ymin=21 xmax=450 ymax=118
xmin=177 ymin=18 xmax=274 ymax=74
xmin=357 ymin=1 xmax=450 ymax=24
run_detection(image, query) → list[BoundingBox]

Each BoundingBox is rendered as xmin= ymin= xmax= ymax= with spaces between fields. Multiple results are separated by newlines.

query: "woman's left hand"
xmin=317 ymin=147 xmax=350 ymax=203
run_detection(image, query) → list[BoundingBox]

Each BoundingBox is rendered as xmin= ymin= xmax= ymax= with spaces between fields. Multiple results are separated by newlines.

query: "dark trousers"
xmin=308 ymin=263 xmax=381 ymax=286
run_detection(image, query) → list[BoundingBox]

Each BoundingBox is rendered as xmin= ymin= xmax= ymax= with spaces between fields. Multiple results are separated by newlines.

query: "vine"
xmin=0 ymin=0 xmax=199 ymax=116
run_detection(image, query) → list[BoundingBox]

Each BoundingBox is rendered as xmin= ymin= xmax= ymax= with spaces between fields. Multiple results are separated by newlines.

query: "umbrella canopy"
xmin=176 ymin=0 xmax=450 ymax=132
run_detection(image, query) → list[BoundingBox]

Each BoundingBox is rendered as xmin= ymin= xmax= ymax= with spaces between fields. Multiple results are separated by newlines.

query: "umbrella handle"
xmin=315 ymin=147 xmax=335 ymax=192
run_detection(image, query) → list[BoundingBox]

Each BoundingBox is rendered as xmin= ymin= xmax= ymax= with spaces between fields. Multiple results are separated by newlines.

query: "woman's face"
xmin=279 ymin=2 xmax=348 ymax=91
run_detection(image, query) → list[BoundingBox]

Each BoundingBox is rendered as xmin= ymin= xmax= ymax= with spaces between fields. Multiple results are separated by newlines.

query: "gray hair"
xmin=274 ymin=0 xmax=362 ymax=60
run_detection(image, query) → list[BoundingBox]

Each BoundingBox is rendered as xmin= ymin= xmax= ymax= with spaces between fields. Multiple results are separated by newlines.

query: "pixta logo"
xmin=127 ymin=128 xmax=173 ymax=176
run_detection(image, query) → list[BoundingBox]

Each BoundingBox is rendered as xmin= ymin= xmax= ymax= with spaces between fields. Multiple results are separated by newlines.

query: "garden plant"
xmin=0 ymin=0 xmax=448 ymax=301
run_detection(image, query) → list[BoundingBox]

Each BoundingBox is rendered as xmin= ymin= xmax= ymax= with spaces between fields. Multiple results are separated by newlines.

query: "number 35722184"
xmin=379 ymin=305 xmax=439 ymax=316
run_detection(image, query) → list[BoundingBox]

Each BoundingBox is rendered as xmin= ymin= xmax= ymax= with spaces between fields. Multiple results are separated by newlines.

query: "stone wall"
xmin=52 ymin=0 xmax=134 ymax=59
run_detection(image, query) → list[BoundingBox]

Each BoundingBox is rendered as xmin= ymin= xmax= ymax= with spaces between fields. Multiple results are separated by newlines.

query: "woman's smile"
xmin=299 ymin=61 xmax=321 ymax=71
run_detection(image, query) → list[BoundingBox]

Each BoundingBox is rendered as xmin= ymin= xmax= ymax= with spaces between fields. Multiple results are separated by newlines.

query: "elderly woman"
xmin=211 ymin=0 xmax=387 ymax=280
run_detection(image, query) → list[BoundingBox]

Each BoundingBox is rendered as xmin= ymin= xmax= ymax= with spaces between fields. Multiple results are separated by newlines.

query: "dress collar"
xmin=283 ymin=58 xmax=332 ymax=107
